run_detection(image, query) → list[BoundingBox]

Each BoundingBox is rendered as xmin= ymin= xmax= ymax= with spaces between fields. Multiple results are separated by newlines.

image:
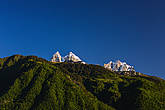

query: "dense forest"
xmin=0 ymin=55 xmax=164 ymax=110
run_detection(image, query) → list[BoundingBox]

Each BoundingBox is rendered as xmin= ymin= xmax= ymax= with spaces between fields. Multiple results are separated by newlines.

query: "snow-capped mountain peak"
xmin=64 ymin=52 xmax=82 ymax=62
xmin=51 ymin=51 xmax=62 ymax=62
xmin=104 ymin=60 xmax=135 ymax=72
xmin=51 ymin=51 xmax=85 ymax=64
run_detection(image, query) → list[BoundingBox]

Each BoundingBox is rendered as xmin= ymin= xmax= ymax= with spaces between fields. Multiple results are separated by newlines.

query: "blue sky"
xmin=0 ymin=0 xmax=164 ymax=79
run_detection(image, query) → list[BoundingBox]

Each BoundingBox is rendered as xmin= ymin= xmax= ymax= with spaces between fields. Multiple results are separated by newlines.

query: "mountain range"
xmin=51 ymin=51 xmax=85 ymax=64
xmin=104 ymin=60 xmax=135 ymax=72
xmin=51 ymin=51 xmax=137 ymax=76
xmin=0 ymin=55 xmax=164 ymax=110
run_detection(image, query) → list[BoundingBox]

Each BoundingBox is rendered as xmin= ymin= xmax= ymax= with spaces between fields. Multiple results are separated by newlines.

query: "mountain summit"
xmin=51 ymin=51 xmax=62 ymax=62
xmin=64 ymin=52 xmax=82 ymax=62
xmin=104 ymin=60 xmax=135 ymax=72
xmin=51 ymin=51 xmax=85 ymax=64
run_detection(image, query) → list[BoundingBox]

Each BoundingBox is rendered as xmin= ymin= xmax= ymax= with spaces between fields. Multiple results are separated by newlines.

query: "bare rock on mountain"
xmin=51 ymin=51 xmax=62 ymax=62
xmin=104 ymin=60 xmax=135 ymax=72
xmin=51 ymin=51 xmax=85 ymax=64
xmin=64 ymin=52 xmax=82 ymax=62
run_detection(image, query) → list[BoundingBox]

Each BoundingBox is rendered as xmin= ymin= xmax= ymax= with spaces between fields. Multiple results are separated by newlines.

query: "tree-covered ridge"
xmin=55 ymin=63 xmax=165 ymax=110
xmin=0 ymin=55 xmax=113 ymax=110
xmin=0 ymin=55 xmax=164 ymax=110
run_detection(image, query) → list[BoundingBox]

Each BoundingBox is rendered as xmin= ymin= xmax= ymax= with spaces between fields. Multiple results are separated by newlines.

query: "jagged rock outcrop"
xmin=51 ymin=51 xmax=62 ymax=62
xmin=104 ymin=60 xmax=135 ymax=72
xmin=64 ymin=52 xmax=81 ymax=62
xmin=51 ymin=51 xmax=85 ymax=64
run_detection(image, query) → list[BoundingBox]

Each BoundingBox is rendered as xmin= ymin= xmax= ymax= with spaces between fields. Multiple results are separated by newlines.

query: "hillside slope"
xmin=0 ymin=55 xmax=165 ymax=110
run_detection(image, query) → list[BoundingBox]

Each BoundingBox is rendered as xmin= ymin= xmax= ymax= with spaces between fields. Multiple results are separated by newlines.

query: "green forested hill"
xmin=0 ymin=55 xmax=164 ymax=110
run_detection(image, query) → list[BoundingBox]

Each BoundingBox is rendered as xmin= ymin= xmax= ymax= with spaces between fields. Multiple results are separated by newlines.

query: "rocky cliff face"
xmin=51 ymin=51 xmax=85 ymax=64
xmin=63 ymin=52 xmax=82 ymax=62
xmin=51 ymin=51 xmax=62 ymax=62
xmin=104 ymin=60 xmax=135 ymax=72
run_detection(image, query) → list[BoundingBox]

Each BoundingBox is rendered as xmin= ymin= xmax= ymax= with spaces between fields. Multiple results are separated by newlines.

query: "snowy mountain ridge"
xmin=64 ymin=52 xmax=82 ymax=62
xmin=51 ymin=51 xmax=62 ymax=62
xmin=104 ymin=60 xmax=135 ymax=72
xmin=51 ymin=51 xmax=135 ymax=72
xmin=51 ymin=51 xmax=85 ymax=64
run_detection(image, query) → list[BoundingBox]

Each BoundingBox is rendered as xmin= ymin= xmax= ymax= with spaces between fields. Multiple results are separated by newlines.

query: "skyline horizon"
xmin=1 ymin=51 xmax=164 ymax=79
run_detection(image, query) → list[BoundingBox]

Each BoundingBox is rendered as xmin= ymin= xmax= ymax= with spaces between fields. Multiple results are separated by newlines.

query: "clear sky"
xmin=0 ymin=0 xmax=164 ymax=79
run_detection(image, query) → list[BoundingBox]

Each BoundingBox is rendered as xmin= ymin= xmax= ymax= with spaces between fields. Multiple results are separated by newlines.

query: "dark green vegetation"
xmin=0 ymin=55 xmax=165 ymax=110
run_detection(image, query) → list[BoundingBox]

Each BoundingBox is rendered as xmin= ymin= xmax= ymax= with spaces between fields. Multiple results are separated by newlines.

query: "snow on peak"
xmin=104 ymin=60 xmax=135 ymax=72
xmin=51 ymin=51 xmax=85 ymax=64
xmin=51 ymin=51 xmax=135 ymax=71
xmin=51 ymin=51 xmax=62 ymax=62
xmin=64 ymin=52 xmax=82 ymax=62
